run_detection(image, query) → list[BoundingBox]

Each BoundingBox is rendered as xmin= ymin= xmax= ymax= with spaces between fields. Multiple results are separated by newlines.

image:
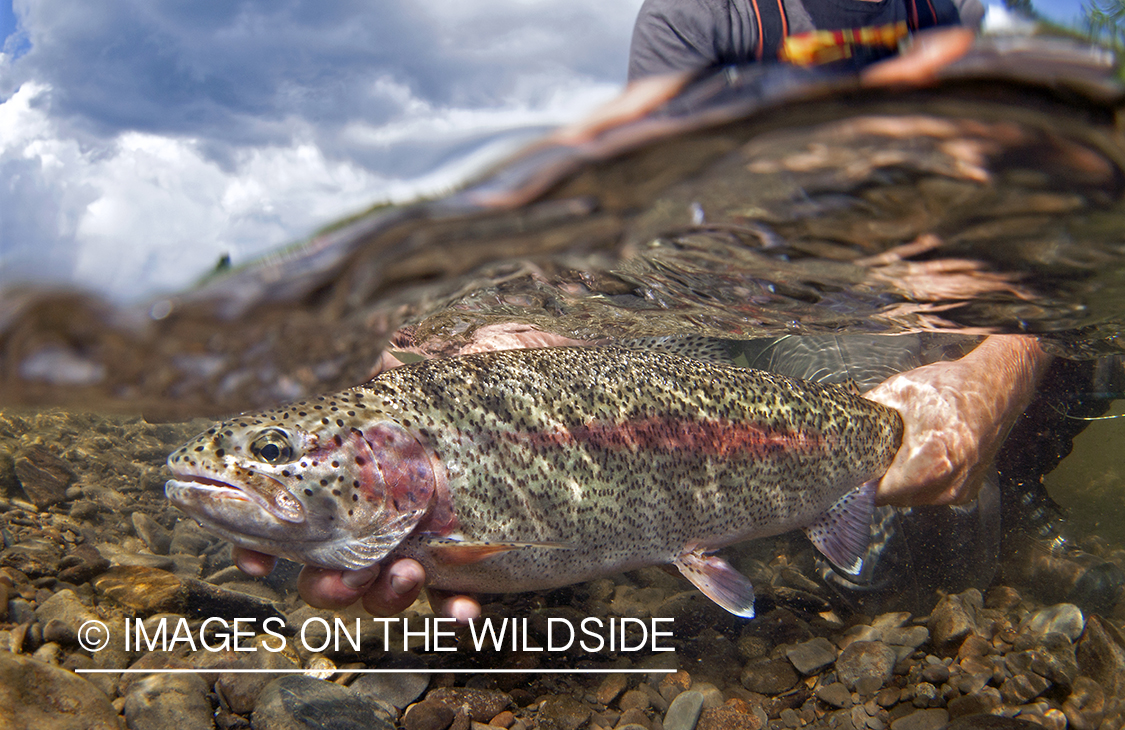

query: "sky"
xmin=0 ymin=0 xmax=1094 ymax=302
xmin=0 ymin=0 xmax=643 ymax=300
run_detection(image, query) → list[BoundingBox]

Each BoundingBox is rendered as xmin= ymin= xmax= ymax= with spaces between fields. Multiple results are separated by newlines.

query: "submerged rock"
xmin=0 ymin=651 xmax=121 ymax=730
xmin=252 ymin=675 xmax=395 ymax=730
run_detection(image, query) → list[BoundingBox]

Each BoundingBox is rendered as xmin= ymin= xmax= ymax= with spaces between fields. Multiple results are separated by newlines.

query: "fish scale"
xmin=166 ymin=346 xmax=903 ymax=617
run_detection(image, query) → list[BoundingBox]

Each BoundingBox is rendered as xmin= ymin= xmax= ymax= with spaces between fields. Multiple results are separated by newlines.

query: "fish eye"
xmin=250 ymin=429 xmax=295 ymax=465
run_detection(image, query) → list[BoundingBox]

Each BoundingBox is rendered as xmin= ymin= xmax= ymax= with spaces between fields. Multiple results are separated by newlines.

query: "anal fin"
xmin=803 ymin=479 xmax=877 ymax=578
xmin=672 ymin=549 xmax=756 ymax=618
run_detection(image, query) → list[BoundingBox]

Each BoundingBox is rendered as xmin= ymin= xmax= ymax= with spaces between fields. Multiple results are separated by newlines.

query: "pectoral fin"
xmin=672 ymin=549 xmax=756 ymax=618
xmin=803 ymin=479 xmax=876 ymax=578
xmin=422 ymin=537 xmax=571 ymax=565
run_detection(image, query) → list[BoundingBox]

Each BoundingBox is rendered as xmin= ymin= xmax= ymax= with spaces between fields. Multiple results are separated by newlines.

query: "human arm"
xmin=863 ymin=335 xmax=1052 ymax=506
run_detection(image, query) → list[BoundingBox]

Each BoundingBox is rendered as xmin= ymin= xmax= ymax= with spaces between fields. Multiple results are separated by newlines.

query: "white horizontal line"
xmin=75 ymin=668 xmax=676 ymax=674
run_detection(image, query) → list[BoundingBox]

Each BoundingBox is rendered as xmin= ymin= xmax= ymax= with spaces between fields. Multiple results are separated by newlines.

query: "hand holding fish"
xmin=232 ymin=546 xmax=482 ymax=621
xmin=864 ymin=335 xmax=1051 ymax=506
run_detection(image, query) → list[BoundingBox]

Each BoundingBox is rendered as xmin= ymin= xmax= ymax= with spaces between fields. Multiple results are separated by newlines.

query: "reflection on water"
xmin=2 ymin=37 xmax=1125 ymax=729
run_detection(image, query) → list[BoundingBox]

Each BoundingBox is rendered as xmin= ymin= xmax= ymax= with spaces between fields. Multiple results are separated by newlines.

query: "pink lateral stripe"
xmin=502 ymin=417 xmax=826 ymax=458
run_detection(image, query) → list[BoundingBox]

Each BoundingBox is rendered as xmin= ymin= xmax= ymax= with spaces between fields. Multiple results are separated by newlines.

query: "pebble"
xmin=999 ymin=672 xmax=1050 ymax=704
xmin=1022 ymin=603 xmax=1084 ymax=641
xmin=928 ymin=591 xmax=982 ymax=655
xmin=351 ymin=667 xmax=430 ymax=710
xmin=662 ymin=690 xmax=704 ymax=730
xmin=405 ymin=700 xmax=457 ymax=730
xmin=985 ymin=586 xmax=1023 ymax=612
xmin=536 ymin=695 xmax=592 ymax=730
xmin=946 ymin=687 xmax=1002 ymax=717
xmin=93 ymin=565 xmax=186 ymax=614
xmin=695 ymin=707 xmax=763 ymax=730
xmin=594 ymin=673 xmax=629 ymax=705
xmin=785 ymin=637 xmax=836 ymax=675
xmin=427 ymin=687 xmax=514 ymax=722
xmin=816 ymin=682 xmax=852 ymax=709
xmin=739 ymin=659 xmax=797 ymax=695
xmin=889 ymin=709 xmax=948 ymax=730
xmin=619 ymin=689 xmax=651 ymax=712
xmin=131 ymin=513 xmax=173 ymax=555
xmin=12 ymin=444 xmax=76 ymax=508
xmin=253 ymin=675 xmax=395 ymax=730
xmin=123 ymin=673 xmax=215 ymax=730
xmin=0 ymin=538 xmax=62 ymax=578
xmin=835 ymin=641 xmax=896 ymax=692
xmin=0 ymin=651 xmax=121 ymax=730
xmin=944 ymin=715 xmax=1041 ymax=730
xmin=618 ymin=708 xmax=651 ymax=729
xmin=56 ymin=543 xmax=110 ymax=584
xmin=214 ymin=650 xmax=302 ymax=715
xmin=169 ymin=520 xmax=214 ymax=557
xmin=1075 ymin=614 xmax=1125 ymax=686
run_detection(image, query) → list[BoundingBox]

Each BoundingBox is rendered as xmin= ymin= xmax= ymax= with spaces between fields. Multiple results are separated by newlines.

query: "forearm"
xmin=865 ymin=334 xmax=1052 ymax=506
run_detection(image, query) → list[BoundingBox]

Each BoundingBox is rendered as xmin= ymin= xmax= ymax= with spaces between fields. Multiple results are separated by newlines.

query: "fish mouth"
xmin=165 ymin=470 xmax=305 ymax=525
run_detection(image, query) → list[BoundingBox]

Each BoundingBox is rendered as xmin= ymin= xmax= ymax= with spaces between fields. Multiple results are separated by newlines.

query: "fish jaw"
xmin=166 ymin=414 xmax=443 ymax=570
xmin=164 ymin=475 xmax=311 ymax=560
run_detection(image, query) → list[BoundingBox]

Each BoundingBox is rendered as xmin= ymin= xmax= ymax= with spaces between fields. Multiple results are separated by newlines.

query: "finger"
xmin=298 ymin=565 xmax=381 ymax=610
xmin=427 ymin=589 xmax=482 ymax=624
xmin=232 ymin=547 xmax=278 ymax=578
xmin=361 ymin=559 xmax=426 ymax=617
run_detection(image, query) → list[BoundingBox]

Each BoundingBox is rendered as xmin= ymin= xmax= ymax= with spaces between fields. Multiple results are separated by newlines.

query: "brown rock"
xmin=595 ymin=674 xmax=629 ymax=706
xmin=1075 ymin=614 xmax=1125 ymax=696
xmin=695 ymin=707 xmax=763 ymax=730
xmin=617 ymin=709 xmax=651 ymax=729
xmin=659 ymin=670 xmax=692 ymax=701
xmin=1062 ymin=676 xmax=1105 ymax=730
xmin=835 ymin=641 xmax=896 ymax=692
xmin=740 ymin=659 xmax=797 ymax=695
xmin=405 ymin=700 xmax=457 ymax=730
xmin=984 ymin=586 xmax=1022 ymax=611
xmin=957 ymin=635 xmax=991 ymax=660
xmin=0 ymin=539 xmax=62 ymax=578
xmin=13 ymin=445 xmax=76 ymax=508
xmin=999 ymin=672 xmax=1050 ymax=704
xmin=57 ymin=544 xmax=110 ymax=584
xmin=428 ymin=687 xmax=514 ymax=723
xmin=814 ymin=682 xmax=851 ymax=709
xmin=619 ymin=690 xmax=651 ymax=712
xmin=946 ymin=687 xmax=1002 ymax=718
xmin=123 ymin=673 xmax=214 ymax=730
xmin=928 ymin=590 xmax=983 ymax=656
xmin=214 ymin=650 xmax=301 ymax=715
xmin=537 ymin=695 xmax=593 ymax=730
xmin=491 ymin=711 xmax=517 ymax=729
xmin=0 ymin=651 xmax=121 ymax=730
xmin=93 ymin=566 xmax=185 ymax=614
xmin=889 ymin=709 xmax=948 ymax=730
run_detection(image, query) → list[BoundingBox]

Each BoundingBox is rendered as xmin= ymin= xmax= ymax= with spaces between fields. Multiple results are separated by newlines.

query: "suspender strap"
xmin=905 ymin=0 xmax=940 ymax=31
xmin=748 ymin=0 xmax=790 ymax=61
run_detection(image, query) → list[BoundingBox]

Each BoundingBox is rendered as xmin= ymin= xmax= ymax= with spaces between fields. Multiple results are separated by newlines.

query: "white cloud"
xmin=0 ymin=1 xmax=645 ymax=300
xmin=0 ymin=76 xmax=624 ymax=300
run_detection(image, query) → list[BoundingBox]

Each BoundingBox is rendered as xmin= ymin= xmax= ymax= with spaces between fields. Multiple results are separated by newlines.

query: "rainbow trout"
xmin=166 ymin=347 xmax=902 ymax=617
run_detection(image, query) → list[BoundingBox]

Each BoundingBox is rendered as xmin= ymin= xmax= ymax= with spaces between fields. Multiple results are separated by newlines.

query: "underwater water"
xmin=2 ymin=38 xmax=1125 ymax=730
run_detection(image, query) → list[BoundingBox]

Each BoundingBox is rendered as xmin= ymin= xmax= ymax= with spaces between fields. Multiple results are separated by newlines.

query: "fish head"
xmin=165 ymin=402 xmax=439 ymax=570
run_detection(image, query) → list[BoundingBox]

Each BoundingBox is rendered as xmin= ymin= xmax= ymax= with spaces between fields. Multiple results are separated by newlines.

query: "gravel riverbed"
xmin=1 ymin=411 xmax=1123 ymax=730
